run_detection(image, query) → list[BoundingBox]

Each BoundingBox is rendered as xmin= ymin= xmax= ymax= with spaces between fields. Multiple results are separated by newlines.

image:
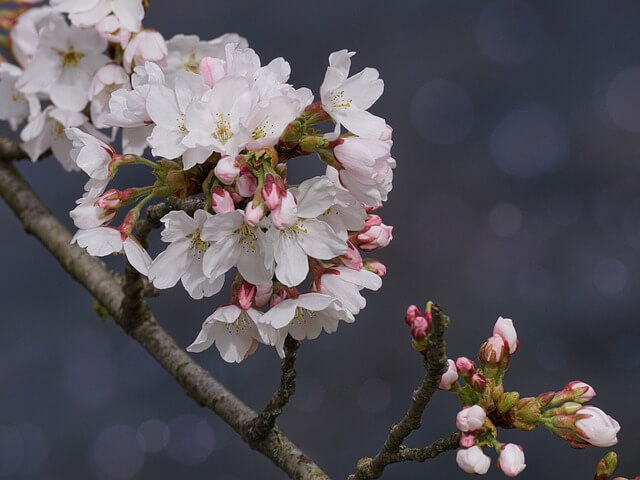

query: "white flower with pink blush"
xmin=89 ymin=63 xmax=129 ymax=129
xmin=438 ymin=359 xmax=459 ymax=390
xmin=575 ymin=406 xmax=620 ymax=447
xmin=51 ymin=0 xmax=144 ymax=33
xmin=148 ymin=210 xmax=226 ymax=300
xmin=17 ymin=19 xmax=108 ymax=112
xmin=123 ymin=30 xmax=168 ymax=73
xmin=493 ymin=316 xmax=518 ymax=354
xmin=315 ymin=266 xmax=382 ymax=316
xmin=320 ymin=49 xmax=386 ymax=139
xmin=456 ymin=405 xmax=486 ymax=433
xmin=266 ymin=176 xmax=347 ymax=287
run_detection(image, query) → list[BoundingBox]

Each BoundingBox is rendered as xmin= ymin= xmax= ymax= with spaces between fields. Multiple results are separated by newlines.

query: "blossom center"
xmin=60 ymin=49 xmax=84 ymax=69
xmin=212 ymin=113 xmax=233 ymax=144
xmin=330 ymin=90 xmax=352 ymax=111
xmin=235 ymin=224 xmax=258 ymax=253
xmin=187 ymin=229 xmax=209 ymax=258
xmin=224 ymin=311 xmax=251 ymax=333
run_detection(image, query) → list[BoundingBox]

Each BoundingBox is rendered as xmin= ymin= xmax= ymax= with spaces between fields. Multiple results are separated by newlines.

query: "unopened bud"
xmin=244 ymin=201 xmax=265 ymax=226
xmin=513 ymin=397 xmax=542 ymax=430
xmin=439 ymin=359 xmax=459 ymax=390
xmin=262 ymin=173 xmax=285 ymax=210
xmin=595 ymin=452 xmax=618 ymax=480
xmin=214 ymin=155 xmax=240 ymax=185
xmin=456 ymin=357 xmax=476 ymax=377
xmin=459 ymin=432 xmax=476 ymax=448
xmin=410 ymin=316 xmax=430 ymax=340
xmin=211 ymin=186 xmax=234 ymax=214
xmin=497 ymin=392 xmax=520 ymax=414
xmin=405 ymin=305 xmax=421 ymax=325
xmin=471 ymin=373 xmax=487 ymax=392
xmin=237 ymin=282 xmax=256 ymax=310
xmin=479 ymin=334 xmax=506 ymax=365
xmin=363 ymin=258 xmax=387 ymax=276
xmin=237 ymin=169 xmax=258 ymax=197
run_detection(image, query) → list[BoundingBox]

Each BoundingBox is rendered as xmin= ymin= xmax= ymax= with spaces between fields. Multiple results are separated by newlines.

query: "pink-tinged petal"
xmin=297 ymin=219 xmax=347 ymax=259
xmin=123 ymin=237 xmax=152 ymax=275
xmin=273 ymin=231 xmax=308 ymax=287
xmin=334 ymin=108 xmax=386 ymax=140
xmin=340 ymin=67 xmax=384 ymax=111
xmin=260 ymin=298 xmax=298 ymax=329
xmin=148 ymin=240 xmax=192 ymax=289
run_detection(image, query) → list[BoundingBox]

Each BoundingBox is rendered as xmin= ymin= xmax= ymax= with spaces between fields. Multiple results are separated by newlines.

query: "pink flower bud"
xmin=459 ymin=432 xmax=476 ymax=448
xmin=97 ymin=189 xmax=129 ymax=209
xmin=471 ymin=373 xmax=487 ymax=392
xmin=339 ymin=241 xmax=363 ymax=270
xmin=565 ymin=381 xmax=596 ymax=403
xmin=211 ymin=186 xmax=235 ymax=214
xmin=498 ymin=444 xmax=526 ymax=477
xmin=438 ymin=359 xmax=459 ymax=390
xmin=575 ymin=407 xmax=620 ymax=447
xmin=237 ymin=169 xmax=258 ymax=197
xmin=363 ymin=259 xmax=387 ymax=276
xmin=479 ymin=334 xmax=506 ymax=364
xmin=493 ymin=316 xmax=518 ymax=354
xmin=270 ymin=190 xmax=298 ymax=229
xmin=270 ymin=288 xmax=289 ymax=308
xmin=405 ymin=305 xmax=421 ymax=325
xmin=262 ymin=173 xmax=285 ymax=210
xmin=237 ymin=282 xmax=256 ymax=310
xmin=456 ymin=446 xmax=491 ymax=475
xmin=365 ymin=214 xmax=383 ymax=227
xmin=214 ymin=155 xmax=240 ymax=185
xmin=254 ymin=283 xmax=273 ymax=308
xmin=410 ymin=316 xmax=430 ymax=340
xmin=356 ymin=223 xmax=393 ymax=252
xmin=244 ymin=201 xmax=265 ymax=227
xmin=455 ymin=357 xmax=476 ymax=376
xmin=456 ymin=405 xmax=486 ymax=432
xmin=198 ymin=56 xmax=227 ymax=87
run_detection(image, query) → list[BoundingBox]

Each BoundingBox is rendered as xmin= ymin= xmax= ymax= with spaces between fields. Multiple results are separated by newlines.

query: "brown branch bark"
xmin=348 ymin=304 xmax=452 ymax=480
xmin=248 ymin=335 xmax=301 ymax=443
xmin=0 ymin=159 xmax=330 ymax=480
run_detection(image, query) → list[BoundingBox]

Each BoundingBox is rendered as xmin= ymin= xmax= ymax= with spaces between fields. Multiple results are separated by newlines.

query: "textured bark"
xmin=0 ymin=160 xmax=330 ymax=480
xmin=348 ymin=304 xmax=452 ymax=480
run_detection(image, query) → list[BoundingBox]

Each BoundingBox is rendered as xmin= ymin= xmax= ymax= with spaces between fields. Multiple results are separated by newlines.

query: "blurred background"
xmin=2 ymin=0 xmax=640 ymax=478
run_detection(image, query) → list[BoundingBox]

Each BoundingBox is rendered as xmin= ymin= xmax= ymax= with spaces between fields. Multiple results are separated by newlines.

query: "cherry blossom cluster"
xmin=0 ymin=1 xmax=394 ymax=363
xmin=405 ymin=304 xmax=621 ymax=477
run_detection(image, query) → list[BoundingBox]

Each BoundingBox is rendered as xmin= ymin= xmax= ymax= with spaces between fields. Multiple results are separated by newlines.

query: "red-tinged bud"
xmin=244 ymin=200 xmax=265 ymax=226
xmin=339 ymin=241 xmax=363 ymax=270
xmin=363 ymin=259 xmax=387 ymax=276
xmin=237 ymin=282 xmax=256 ymax=310
xmin=513 ymin=397 xmax=542 ymax=430
xmin=237 ymin=168 xmax=257 ymax=197
xmin=211 ymin=186 xmax=234 ymax=214
xmin=97 ymin=188 xmax=136 ymax=209
xmin=199 ymin=56 xmax=226 ymax=87
xmin=214 ymin=155 xmax=241 ymax=185
xmin=262 ymin=173 xmax=285 ymax=210
xmin=595 ymin=452 xmax=618 ymax=480
xmin=479 ymin=334 xmax=506 ymax=365
xmin=118 ymin=210 xmax=139 ymax=237
xmin=552 ymin=381 xmax=596 ymax=405
xmin=456 ymin=357 xmax=477 ymax=376
xmin=405 ymin=305 xmax=421 ymax=325
xmin=460 ymin=432 xmax=476 ymax=448
xmin=536 ymin=391 xmax=555 ymax=408
xmin=254 ymin=283 xmax=273 ymax=308
xmin=270 ymin=287 xmax=288 ymax=308
xmin=497 ymin=392 xmax=520 ymax=414
xmin=410 ymin=316 xmax=430 ymax=340
xmin=355 ymin=222 xmax=393 ymax=252
xmin=471 ymin=373 xmax=487 ymax=392
xmin=365 ymin=214 xmax=383 ymax=227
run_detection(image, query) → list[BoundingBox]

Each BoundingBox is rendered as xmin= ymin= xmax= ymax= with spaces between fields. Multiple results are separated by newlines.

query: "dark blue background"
xmin=1 ymin=0 xmax=640 ymax=478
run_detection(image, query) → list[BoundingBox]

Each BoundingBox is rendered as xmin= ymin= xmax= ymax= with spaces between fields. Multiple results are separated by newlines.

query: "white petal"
xmin=148 ymin=240 xmax=192 ymax=289
xmin=123 ymin=237 xmax=152 ymax=275
xmin=273 ymin=231 xmax=309 ymax=287
xmin=296 ymin=176 xmax=336 ymax=218
xmin=181 ymin=259 xmax=225 ymax=299
xmin=260 ymin=298 xmax=298 ymax=329
xmin=200 ymin=210 xmax=244 ymax=242
xmin=159 ymin=210 xmax=198 ymax=242
xmin=201 ymin=236 xmax=240 ymax=279
xmin=297 ymin=219 xmax=347 ymax=259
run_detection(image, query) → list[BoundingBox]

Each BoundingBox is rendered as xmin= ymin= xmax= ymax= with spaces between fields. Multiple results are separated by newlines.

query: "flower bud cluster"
xmin=431 ymin=315 xmax=622 ymax=477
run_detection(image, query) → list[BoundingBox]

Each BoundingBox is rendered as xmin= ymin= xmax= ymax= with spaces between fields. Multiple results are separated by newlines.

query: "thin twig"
xmin=395 ymin=433 xmax=460 ymax=463
xmin=248 ymin=335 xmax=301 ymax=443
xmin=0 ymin=159 xmax=330 ymax=480
xmin=348 ymin=304 xmax=451 ymax=480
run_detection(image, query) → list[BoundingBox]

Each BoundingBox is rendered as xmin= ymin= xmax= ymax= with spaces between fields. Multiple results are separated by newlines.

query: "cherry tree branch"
xmin=0 ymin=158 xmax=330 ymax=480
xmin=348 ymin=304 xmax=452 ymax=480
xmin=248 ymin=335 xmax=301 ymax=443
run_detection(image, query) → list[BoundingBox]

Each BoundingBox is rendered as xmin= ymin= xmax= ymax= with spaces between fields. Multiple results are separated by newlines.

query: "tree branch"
xmin=248 ymin=335 xmax=301 ymax=443
xmin=395 ymin=433 xmax=460 ymax=463
xmin=348 ymin=304 xmax=452 ymax=480
xmin=0 ymin=159 xmax=330 ymax=480
xmin=0 ymin=137 xmax=27 ymax=162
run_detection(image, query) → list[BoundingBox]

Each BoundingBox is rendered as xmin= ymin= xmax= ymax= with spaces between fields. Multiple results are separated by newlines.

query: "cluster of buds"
xmin=405 ymin=311 xmax=622 ymax=477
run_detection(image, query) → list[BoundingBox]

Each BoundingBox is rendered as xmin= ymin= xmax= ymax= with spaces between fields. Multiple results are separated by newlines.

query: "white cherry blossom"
xmin=200 ymin=210 xmax=273 ymax=285
xmin=315 ymin=266 xmax=382 ymax=315
xmin=320 ymin=49 xmax=385 ymax=139
xmin=89 ymin=63 xmax=129 ymax=129
xmin=17 ymin=19 xmax=108 ymax=112
xmin=148 ymin=210 xmax=226 ymax=300
xmin=165 ymin=33 xmax=248 ymax=77
xmin=51 ymin=0 xmax=144 ymax=33
xmin=71 ymin=226 xmax=152 ymax=275
xmin=187 ymin=304 xmax=277 ymax=363
xmin=0 ymin=63 xmax=39 ymax=131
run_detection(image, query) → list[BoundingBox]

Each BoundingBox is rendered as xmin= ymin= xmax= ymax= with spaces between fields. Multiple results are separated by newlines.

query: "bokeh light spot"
xmin=488 ymin=203 xmax=522 ymax=237
xmin=90 ymin=425 xmax=145 ymax=480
